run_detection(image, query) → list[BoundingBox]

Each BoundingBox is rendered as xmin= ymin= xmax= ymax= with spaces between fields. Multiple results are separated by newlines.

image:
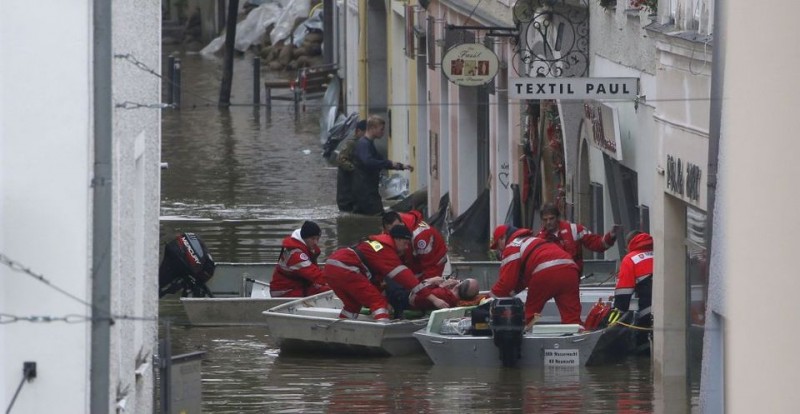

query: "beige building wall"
xmin=722 ymin=1 xmax=800 ymax=411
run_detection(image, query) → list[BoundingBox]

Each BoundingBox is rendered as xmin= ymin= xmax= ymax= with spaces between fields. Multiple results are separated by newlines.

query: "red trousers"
xmin=324 ymin=266 xmax=390 ymax=320
xmin=525 ymin=265 xmax=582 ymax=324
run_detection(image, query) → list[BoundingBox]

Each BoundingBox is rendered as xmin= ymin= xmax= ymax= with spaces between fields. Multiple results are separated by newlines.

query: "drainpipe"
xmin=359 ymin=0 xmax=368 ymax=116
xmin=91 ymin=0 xmax=112 ymax=413
xmin=702 ymin=0 xmax=725 ymax=412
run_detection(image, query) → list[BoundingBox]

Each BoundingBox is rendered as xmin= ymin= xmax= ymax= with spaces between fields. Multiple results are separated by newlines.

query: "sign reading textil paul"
xmin=509 ymin=77 xmax=639 ymax=100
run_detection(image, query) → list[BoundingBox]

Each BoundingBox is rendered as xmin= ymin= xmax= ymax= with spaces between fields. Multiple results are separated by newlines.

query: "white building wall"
xmin=1 ymin=2 xmax=160 ymax=412
xmin=1 ymin=3 xmax=93 ymax=412
xmin=112 ymin=1 xmax=161 ymax=412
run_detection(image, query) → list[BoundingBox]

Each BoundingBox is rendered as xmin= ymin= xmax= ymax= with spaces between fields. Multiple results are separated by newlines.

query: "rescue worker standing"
xmin=269 ymin=221 xmax=331 ymax=298
xmin=613 ymin=231 xmax=654 ymax=328
xmin=489 ymin=224 xmax=582 ymax=325
xmin=381 ymin=210 xmax=450 ymax=280
xmin=351 ymin=115 xmax=412 ymax=216
xmin=323 ymin=225 xmax=448 ymax=322
xmin=535 ymin=202 xmax=620 ymax=273
xmin=336 ymin=120 xmax=367 ymax=212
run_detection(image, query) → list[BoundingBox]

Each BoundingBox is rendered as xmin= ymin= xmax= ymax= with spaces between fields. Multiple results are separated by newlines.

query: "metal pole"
xmin=91 ymin=0 xmax=112 ymax=412
xmin=159 ymin=321 xmax=173 ymax=414
xmin=219 ymin=0 xmax=240 ymax=106
xmin=173 ymin=58 xmax=182 ymax=109
xmin=167 ymin=54 xmax=176 ymax=105
xmin=253 ymin=57 xmax=261 ymax=106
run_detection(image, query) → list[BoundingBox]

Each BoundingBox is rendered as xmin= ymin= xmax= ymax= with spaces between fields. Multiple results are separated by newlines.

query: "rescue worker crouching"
xmin=489 ymin=224 xmax=582 ymax=326
xmin=380 ymin=210 xmax=450 ymax=281
xmin=614 ymin=231 xmax=654 ymax=332
xmin=269 ymin=221 xmax=331 ymax=298
xmin=323 ymin=225 xmax=448 ymax=322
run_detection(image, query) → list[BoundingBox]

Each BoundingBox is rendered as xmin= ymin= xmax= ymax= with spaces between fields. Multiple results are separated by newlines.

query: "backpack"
xmin=337 ymin=137 xmax=358 ymax=171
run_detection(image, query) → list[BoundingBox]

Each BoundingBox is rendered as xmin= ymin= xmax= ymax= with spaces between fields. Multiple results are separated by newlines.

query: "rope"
xmin=609 ymin=320 xmax=654 ymax=331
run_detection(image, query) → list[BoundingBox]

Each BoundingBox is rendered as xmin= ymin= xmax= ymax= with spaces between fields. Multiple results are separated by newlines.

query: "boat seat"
xmin=529 ymin=324 xmax=582 ymax=335
xmin=295 ymin=307 xmax=342 ymax=319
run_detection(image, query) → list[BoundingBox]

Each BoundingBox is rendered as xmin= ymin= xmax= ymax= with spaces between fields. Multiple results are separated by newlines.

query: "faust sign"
xmin=510 ymin=78 xmax=638 ymax=100
xmin=442 ymin=43 xmax=499 ymax=86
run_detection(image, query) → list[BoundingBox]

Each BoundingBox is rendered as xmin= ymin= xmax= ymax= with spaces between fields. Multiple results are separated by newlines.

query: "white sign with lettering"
xmin=510 ymin=78 xmax=638 ymax=100
xmin=442 ymin=43 xmax=499 ymax=87
xmin=544 ymin=349 xmax=580 ymax=367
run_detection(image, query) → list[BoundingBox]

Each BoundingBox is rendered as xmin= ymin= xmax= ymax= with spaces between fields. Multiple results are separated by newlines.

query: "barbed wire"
xmin=115 ymin=101 xmax=176 ymax=110
xmin=115 ymin=53 xmax=218 ymax=106
xmin=0 ymin=313 xmax=156 ymax=324
xmin=0 ymin=253 xmax=157 ymax=324
xmin=118 ymin=52 xmax=713 ymax=112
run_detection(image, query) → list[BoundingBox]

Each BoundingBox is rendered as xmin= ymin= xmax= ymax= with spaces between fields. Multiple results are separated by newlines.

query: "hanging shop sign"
xmin=509 ymin=77 xmax=638 ymax=100
xmin=584 ymin=102 xmax=623 ymax=161
xmin=441 ymin=43 xmax=500 ymax=86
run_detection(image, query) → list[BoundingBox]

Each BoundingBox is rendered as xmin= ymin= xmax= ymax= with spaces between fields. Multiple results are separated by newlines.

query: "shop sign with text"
xmin=584 ymin=102 xmax=622 ymax=161
xmin=442 ymin=43 xmax=499 ymax=87
xmin=666 ymin=154 xmax=703 ymax=203
xmin=510 ymin=77 xmax=638 ymax=100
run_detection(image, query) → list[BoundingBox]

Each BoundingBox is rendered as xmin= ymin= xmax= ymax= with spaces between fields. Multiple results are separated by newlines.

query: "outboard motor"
xmin=158 ymin=233 xmax=216 ymax=298
xmin=470 ymin=301 xmax=492 ymax=336
xmin=490 ymin=297 xmax=525 ymax=367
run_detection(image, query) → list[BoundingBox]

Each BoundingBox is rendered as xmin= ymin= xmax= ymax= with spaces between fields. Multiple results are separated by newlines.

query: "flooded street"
xmin=159 ymin=49 xmax=691 ymax=412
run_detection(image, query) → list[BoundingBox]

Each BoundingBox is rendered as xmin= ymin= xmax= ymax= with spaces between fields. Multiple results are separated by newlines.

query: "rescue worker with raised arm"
xmin=381 ymin=210 xmax=450 ymax=280
xmin=490 ymin=224 xmax=582 ymax=325
xmin=613 ymin=231 xmax=654 ymax=328
xmin=535 ymin=202 xmax=620 ymax=273
xmin=269 ymin=221 xmax=331 ymax=298
xmin=323 ymin=225 xmax=448 ymax=322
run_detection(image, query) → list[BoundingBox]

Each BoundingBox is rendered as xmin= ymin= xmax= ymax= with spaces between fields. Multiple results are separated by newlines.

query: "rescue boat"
xmin=263 ymin=290 xmax=430 ymax=356
xmin=414 ymin=300 xmax=606 ymax=368
xmin=177 ymin=260 xmax=620 ymax=327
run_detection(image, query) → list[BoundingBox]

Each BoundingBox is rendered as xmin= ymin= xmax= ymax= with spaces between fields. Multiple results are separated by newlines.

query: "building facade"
xmin=1 ymin=2 xmax=161 ymax=412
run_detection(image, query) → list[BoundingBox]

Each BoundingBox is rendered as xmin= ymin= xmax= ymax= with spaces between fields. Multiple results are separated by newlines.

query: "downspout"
xmin=91 ymin=0 xmax=113 ymax=413
xmin=359 ymin=0 xmax=368 ymax=115
xmin=701 ymin=0 xmax=725 ymax=412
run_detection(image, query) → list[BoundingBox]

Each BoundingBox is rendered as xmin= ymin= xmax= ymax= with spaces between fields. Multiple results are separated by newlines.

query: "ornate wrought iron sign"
xmin=512 ymin=0 xmax=589 ymax=77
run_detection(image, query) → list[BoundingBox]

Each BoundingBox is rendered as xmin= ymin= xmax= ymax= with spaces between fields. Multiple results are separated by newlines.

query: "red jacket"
xmin=270 ymin=229 xmax=326 ymax=296
xmin=614 ymin=233 xmax=653 ymax=312
xmin=536 ymin=220 xmax=615 ymax=271
xmin=491 ymin=231 xmax=578 ymax=297
xmin=399 ymin=211 xmax=449 ymax=280
xmin=411 ymin=286 xmax=459 ymax=310
xmin=326 ymin=234 xmax=427 ymax=294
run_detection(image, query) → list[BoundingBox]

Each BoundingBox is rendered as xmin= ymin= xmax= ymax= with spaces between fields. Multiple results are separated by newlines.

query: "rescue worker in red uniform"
xmin=381 ymin=210 xmax=450 ymax=280
xmin=535 ymin=202 xmax=619 ymax=273
xmin=409 ymin=277 xmax=480 ymax=311
xmin=614 ymin=231 xmax=654 ymax=328
xmin=269 ymin=221 xmax=331 ymax=298
xmin=323 ymin=225 xmax=448 ymax=322
xmin=490 ymin=224 xmax=582 ymax=325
